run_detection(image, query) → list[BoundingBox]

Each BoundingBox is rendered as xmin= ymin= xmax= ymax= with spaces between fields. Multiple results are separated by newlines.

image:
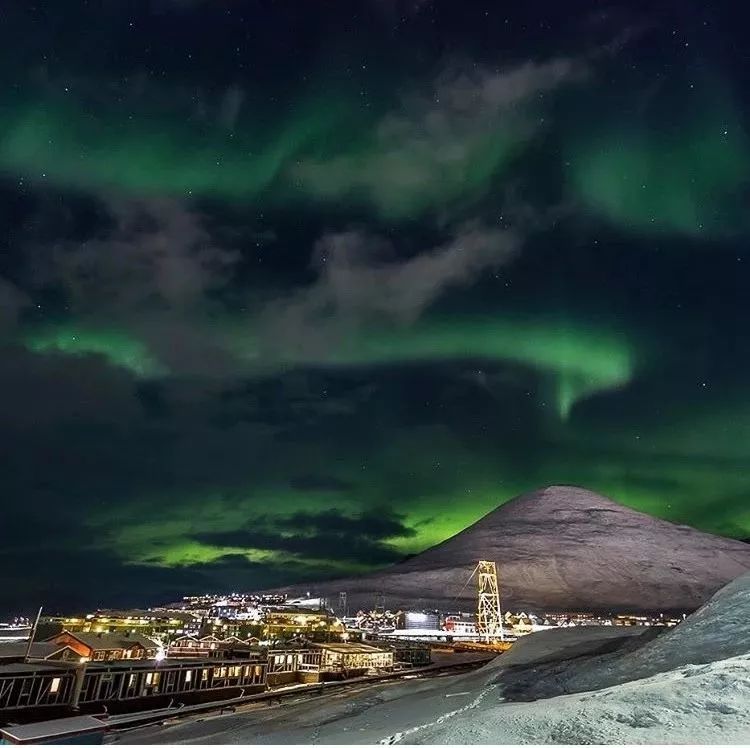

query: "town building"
xmin=0 ymin=643 xmax=80 ymax=665
xmin=0 ymin=655 xmax=268 ymax=719
xmin=167 ymin=635 xmax=260 ymax=658
xmin=266 ymin=648 xmax=322 ymax=686
xmin=263 ymin=607 xmax=344 ymax=639
xmin=43 ymin=631 xmax=160 ymax=662
xmin=366 ymin=639 xmax=431 ymax=667
xmin=443 ymin=614 xmax=478 ymax=636
xmin=311 ymin=642 xmax=393 ymax=678
xmin=353 ymin=609 xmax=403 ymax=632
xmin=404 ymin=611 xmax=440 ymax=630
xmin=42 ymin=610 xmax=201 ymax=640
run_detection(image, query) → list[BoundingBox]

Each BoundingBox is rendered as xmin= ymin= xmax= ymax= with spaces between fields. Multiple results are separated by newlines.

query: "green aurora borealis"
xmin=1 ymin=1 xmax=750 ymax=611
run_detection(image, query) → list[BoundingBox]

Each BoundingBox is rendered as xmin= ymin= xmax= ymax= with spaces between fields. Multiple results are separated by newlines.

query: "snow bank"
xmin=483 ymin=571 xmax=750 ymax=702
xmin=406 ymin=654 xmax=750 ymax=744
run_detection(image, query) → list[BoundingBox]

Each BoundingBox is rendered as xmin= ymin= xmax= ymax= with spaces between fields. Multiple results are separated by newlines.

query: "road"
xmin=108 ymin=654 xmax=493 ymax=745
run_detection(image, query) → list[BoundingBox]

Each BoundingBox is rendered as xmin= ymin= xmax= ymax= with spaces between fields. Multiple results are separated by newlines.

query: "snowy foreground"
xmin=117 ymin=648 xmax=750 ymax=745
xmin=391 ymin=654 xmax=750 ymax=744
xmin=117 ymin=573 xmax=750 ymax=745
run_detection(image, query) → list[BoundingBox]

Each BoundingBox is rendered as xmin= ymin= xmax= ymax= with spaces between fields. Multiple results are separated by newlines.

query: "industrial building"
xmin=404 ymin=611 xmax=440 ymax=630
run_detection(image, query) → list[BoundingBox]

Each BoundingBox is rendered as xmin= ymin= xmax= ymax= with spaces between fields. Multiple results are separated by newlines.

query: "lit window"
xmin=185 ymin=670 xmax=192 ymax=683
xmin=146 ymin=673 xmax=153 ymax=685
xmin=128 ymin=674 xmax=136 ymax=687
xmin=202 ymin=669 xmax=208 ymax=680
xmin=50 ymin=677 xmax=61 ymax=694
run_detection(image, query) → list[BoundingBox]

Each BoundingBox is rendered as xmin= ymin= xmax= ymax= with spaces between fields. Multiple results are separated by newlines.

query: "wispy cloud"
xmin=36 ymin=199 xmax=237 ymax=314
xmin=0 ymin=277 xmax=28 ymax=330
xmin=293 ymin=56 xmax=586 ymax=218
xmin=263 ymin=222 xmax=520 ymax=358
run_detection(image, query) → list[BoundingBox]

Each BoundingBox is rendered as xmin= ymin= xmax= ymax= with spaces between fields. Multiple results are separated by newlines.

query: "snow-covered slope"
xmin=273 ymin=485 xmax=750 ymax=612
xmin=404 ymin=571 xmax=750 ymax=743
xmin=403 ymin=654 xmax=750 ymax=745
xmin=482 ymin=569 xmax=750 ymax=702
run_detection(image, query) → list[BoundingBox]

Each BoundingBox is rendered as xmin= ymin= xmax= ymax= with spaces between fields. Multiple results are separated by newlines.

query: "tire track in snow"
xmin=378 ymin=684 xmax=499 ymax=744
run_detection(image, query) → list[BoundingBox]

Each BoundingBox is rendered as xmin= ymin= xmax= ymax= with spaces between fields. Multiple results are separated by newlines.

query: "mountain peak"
xmin=473 ymin=484 xmax=628 ymax=528
xmin=271 ymin=485 xmax=750 ymax=613
xmin=506 ymin=484 xmax=622 ymax=507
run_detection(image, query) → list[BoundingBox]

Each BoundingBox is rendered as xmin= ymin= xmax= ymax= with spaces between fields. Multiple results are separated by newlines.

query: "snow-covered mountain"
xmin=273 ymin=485 xmax=750 ymax=612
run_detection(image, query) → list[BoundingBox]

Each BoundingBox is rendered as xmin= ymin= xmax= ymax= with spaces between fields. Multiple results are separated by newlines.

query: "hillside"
xmin=399 ymin=570 xmax=750 ymax=744
xmin=272 ymin=485 xmax=750 ymax=612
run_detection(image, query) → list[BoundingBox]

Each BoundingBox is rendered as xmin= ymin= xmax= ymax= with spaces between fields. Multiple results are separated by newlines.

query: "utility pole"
xmin=476 ymin=561 xmax=504 ymax=642
xmin=23 ymin=606 xmax=43 ymax=663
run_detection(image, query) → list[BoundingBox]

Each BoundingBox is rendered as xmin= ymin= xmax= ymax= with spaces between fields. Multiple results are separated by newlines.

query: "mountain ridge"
xmin=269 ymin=485 xmax=750 ymax=613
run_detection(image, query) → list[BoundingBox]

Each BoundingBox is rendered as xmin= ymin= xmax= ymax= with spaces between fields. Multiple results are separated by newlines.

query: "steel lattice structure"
xmin=476 ymin=560 xmax=505 ymax=641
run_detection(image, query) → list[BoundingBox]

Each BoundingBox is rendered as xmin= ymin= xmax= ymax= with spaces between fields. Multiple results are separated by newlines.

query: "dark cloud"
xmin=194 ymin=508 xmax=416 ymax=565
xmin=18 ymin=198 xmax=247 ymax=376
xmin=0 ymin=277 xmax=28 ymax=329
xmin=277 ymin=508 xmax=417 ymax=541
xmin=33 ymin=199 xmax=237 ymax=313
xmin=0 ymin=545 xmax=311 ymax=615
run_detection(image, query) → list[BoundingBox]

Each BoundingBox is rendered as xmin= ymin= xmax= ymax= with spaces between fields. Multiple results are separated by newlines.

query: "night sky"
xmin=1 ymin=0 xmax=749 ymax=614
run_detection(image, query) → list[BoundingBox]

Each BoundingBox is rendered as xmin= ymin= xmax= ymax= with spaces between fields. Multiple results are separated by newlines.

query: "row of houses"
xmin=0 ymin=632 xmax=161 ymax=666
xmin=167 ymin=635 xmax=431 ymax=671
xmin=167 ymin=634 xmax=260 ymax=658
xmin=0 ymin=631 xmax=430 ymax=721
xmin=0 ymin=655 xmax=270 ymax=719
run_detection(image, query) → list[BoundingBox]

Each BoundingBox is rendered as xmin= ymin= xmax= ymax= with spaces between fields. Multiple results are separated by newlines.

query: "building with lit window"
xmin=43 ymin=632 xmax=159 ymax=662
xmin=167 ymin=635 xmax=260 ymax=658
xmin=0 ymin=655 xmax=268 ymax=719
xmin=42 ymin=610 xmax=201 ymax=639
xmin=312 ymin=642 xmax=393 ymax=678
xmin=263 ymin=607 xmax=345 ymax=639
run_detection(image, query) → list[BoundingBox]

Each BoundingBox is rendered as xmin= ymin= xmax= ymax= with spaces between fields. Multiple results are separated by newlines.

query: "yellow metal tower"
xmin=476 ymin=560 xmax=505 ymax=641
